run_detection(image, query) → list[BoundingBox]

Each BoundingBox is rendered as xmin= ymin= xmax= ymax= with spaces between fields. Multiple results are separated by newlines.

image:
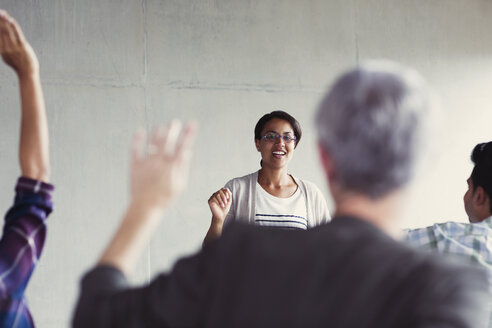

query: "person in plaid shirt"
xmin=0 ymin=10 xmax=54 ymax=327
xmin=406 ymin=142 xmax=492 ymax=270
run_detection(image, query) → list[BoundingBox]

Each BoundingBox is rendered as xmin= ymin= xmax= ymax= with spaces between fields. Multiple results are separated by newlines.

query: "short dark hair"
xmin=470 ymin=142 xmax=492 ymax=213
xmin=254 ymin=110 xmax=302 ymax=148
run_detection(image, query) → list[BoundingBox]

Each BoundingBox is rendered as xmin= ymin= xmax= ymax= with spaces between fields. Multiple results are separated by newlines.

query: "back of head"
xmin=316 ymin=61 xmax=436 ymax=198
xmin=471 ymin=142 xmax=492 ymax=212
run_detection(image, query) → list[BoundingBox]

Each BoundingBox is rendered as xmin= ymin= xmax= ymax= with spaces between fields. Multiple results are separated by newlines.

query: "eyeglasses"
xmin=261 ymin=132 xmax=297 ymax=143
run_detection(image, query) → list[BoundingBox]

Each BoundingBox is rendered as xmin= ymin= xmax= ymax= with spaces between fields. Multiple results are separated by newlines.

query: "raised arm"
xmin=73 ymin=122 xmax=197 ymax=327
xmin=0 ymin=10 xmax=49 ymax=182
xmin=98 ymin=121 xmax=197 ymax=275
xmin=0 ymin=11 xmax=54 ymax=326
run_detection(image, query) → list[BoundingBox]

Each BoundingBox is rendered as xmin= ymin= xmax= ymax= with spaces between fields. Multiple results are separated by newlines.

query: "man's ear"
xmin=318 ymin=141 xmax=335 ymax=180
xmin=473 ymin=186 xmax=487 ymax=206
xmin=472 ymin=186 xmax=491 ymax=220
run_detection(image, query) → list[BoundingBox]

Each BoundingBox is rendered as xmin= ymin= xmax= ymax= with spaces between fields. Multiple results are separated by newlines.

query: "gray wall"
xmin=0 ymin=0 xmax=491 ymax=326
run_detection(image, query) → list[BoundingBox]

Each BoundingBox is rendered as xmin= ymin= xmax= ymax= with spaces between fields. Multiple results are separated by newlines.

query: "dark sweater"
xmin=73 ymin=216 xmax=490 ymax=328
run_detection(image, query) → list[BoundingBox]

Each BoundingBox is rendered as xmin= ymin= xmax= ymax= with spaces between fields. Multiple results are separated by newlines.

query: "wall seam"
xmin=142 ymin=0 xmax=152 ymax=284
xmin=352 ymin=0 xmax=360 ymax=65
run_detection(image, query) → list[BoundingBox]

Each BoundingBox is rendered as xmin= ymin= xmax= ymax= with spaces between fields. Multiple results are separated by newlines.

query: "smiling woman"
xmin=203 ymin=111 xmax=331 ymax=244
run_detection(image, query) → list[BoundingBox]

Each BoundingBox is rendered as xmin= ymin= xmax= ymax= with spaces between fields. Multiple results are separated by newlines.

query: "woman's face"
xmin=255 ymin=118 xmax=296 ymax=170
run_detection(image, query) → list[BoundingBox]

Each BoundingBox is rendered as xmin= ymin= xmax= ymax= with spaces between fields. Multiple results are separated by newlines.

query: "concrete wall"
xmin=0 ymin=0 xmax=491 ymax=326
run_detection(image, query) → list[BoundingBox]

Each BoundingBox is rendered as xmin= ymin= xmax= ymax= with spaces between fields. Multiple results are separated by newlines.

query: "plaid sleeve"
xmin=0 ymin=177 xmax=54 ymax=299
xmin=404 ymin=225 xmax=439 ymax=251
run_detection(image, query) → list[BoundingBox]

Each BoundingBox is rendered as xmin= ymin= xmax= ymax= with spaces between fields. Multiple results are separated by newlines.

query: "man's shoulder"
xmin=412 ymin=253 xmax=490 ymax=326
xmin=322 ymin=217 xmax=486 ymax=276
xmin=340 ymin=220 xmax=490 ymax=326
xmin=217 ymin=220 xmax=490 ymax=326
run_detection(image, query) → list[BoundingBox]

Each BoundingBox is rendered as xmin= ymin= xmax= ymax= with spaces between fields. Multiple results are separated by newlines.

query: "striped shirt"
xmin=0 ymin=177 xmax=54 ymax=328
xmin=255 ymin=182 xmax=307 ymax=230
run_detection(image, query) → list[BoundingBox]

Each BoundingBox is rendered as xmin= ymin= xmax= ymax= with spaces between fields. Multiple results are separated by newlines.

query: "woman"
xmin=204 ymin=111 xmax=330 ymax=244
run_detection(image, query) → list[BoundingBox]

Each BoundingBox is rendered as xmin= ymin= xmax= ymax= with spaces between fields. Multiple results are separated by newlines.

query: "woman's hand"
xmin=203 ymin=187 xmax=232 ymax=245
xmin=208 ymin=188 xmax=232 ymax=223
xmin=0 ymin=10 xmax=39 ymax=78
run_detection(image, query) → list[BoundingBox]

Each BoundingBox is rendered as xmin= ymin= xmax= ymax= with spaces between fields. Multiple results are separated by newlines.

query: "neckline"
xmin=256 ymin=180 xmax=299 ymax=200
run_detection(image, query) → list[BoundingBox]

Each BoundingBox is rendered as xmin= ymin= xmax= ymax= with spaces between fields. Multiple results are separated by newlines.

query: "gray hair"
xmin=316 ymin=61 xmax=437 ymax=198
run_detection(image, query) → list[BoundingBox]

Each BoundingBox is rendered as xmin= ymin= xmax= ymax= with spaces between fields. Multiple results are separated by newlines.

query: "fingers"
xmin=0 ymin=9 xmax=5 ymax=52
xmin=163 ymin=119 xmax=182 ymax=156
xmin=209 ymin=188 xmax=231 ymax=208
xmin=147 ymin=120 xmax=180 ymax=157
xmin=0 ymin=27 xmax=4 ymax=52
xmin=148 ymin=125 xmax=165 ymax=155
xmin=0 ymin=11 xmax=8 ymax=52
xmin=175 ymin=121 xmax=198 ymax=162
xmin=147 ymin=120 xmax=197 ymax=159
xmin=0 ymin=11 xmax=17 ymax=52
xmin=6 ymin=19 xmax=18 ymax=45
xmin=8 ymin=17 xmax=25 ymax=44
xmin=0 ymin=10 xmax=37 ymax=77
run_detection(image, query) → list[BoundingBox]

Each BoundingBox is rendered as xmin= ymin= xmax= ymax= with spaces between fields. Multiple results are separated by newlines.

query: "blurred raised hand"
xmin=99 ymin=121 xmax=197 ymax=275
xmin=130 ymin=121 xmax=198 ymax=210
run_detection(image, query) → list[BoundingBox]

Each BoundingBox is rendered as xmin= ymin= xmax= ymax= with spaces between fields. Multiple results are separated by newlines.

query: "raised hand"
xmin=208 ymin=188 xmax=232 ymax=223
xmin=0 ymin=10 xmax=39 ymax=77
xmin=98 ymin=121 xmax=198 ymax=274
xmin=130 ymin=120 xmax=198 ymax=210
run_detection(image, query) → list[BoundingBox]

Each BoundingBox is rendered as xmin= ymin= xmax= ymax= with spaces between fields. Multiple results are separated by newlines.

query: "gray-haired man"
xmin=73 ymin=62 xmax=490 ymax=328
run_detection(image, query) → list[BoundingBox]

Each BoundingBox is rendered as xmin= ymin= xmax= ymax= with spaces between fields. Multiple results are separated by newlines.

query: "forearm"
xmin=203 ymin=217 xmax=224 ymax=246
xmin=98 ymin=201 xmax=167 ymax=276
xmin=18 ymin=72 xmax=50 ymax=182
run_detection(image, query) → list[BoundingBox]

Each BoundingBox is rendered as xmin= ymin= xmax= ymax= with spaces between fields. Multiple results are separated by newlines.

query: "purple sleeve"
xmin=0 ymin=177 xmax=54 ymax=298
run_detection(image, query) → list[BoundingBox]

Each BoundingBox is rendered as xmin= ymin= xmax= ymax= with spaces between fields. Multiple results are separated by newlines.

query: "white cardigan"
xmin=224 ymin=171 xmax=331 ymax=228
